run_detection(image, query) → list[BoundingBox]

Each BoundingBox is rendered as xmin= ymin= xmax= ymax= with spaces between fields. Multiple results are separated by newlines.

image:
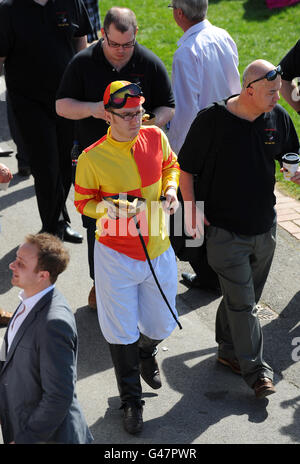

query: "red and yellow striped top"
xmin=74 ymin=125 xmax=180 ymax=261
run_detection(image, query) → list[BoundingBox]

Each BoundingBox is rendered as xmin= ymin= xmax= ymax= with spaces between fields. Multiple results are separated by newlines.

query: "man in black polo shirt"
xmin=56 ymin=6 xmax=175 ymax=308
xmin=179 ymin=59 xmax=299 ymax=399
xmin=0 ymin=0 xmax=91 ymax=242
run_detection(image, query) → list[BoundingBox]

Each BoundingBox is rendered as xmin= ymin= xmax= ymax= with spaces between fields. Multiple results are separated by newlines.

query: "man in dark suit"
xmin=0 ymin=233 xmax=93 ymax=444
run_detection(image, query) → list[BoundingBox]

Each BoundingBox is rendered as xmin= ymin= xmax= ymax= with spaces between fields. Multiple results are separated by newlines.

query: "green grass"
xmin=99 ymin=0 xmax=300 ymax=200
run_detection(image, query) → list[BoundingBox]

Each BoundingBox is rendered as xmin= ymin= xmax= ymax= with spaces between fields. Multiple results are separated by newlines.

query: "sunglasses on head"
xmin=105 ymin=83 xmax=143 ymax=109
xmin=246 ymin=65 xmax=282 ymax=88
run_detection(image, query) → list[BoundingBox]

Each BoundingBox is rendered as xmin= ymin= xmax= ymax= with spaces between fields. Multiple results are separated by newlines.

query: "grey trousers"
xmin=206 ymin=224 xmax=276 ymax=388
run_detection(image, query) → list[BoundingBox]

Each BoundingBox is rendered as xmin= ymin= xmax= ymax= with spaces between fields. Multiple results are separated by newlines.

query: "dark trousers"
xmin=206 ymin=224 xmax=276 ymax=388
xmin=187 ymin=236 xmax=220 ymax=287
xmin=6 ymin=92 xmax=30 ymax=169
xmin=169 ymin=190 xmax=219 ymax=288
xmin=9 ymin=92 xmax=74 ymax=233
xmin=82 ymin=215 xmax=96 ymax=281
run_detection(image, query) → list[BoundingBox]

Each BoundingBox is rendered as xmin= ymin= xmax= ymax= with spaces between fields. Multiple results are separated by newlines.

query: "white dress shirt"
xmin=7 ymin=284 xmax=55 ymax=352
xmin=167 ymin=20 xmax=241 ymax=155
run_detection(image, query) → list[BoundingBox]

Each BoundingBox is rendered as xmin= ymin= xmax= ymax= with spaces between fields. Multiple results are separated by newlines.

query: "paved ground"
xmin=1 ymin=79 xmax=300 ymax=449
xmin=276 ymin=189 xmax=300 ymax=240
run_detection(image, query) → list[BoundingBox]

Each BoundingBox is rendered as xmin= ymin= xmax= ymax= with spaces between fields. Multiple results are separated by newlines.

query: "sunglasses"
xmin=105 ymin=83 xmax=143 ymax=109
xmin=246 ymin=65 xmax=282 ymax=88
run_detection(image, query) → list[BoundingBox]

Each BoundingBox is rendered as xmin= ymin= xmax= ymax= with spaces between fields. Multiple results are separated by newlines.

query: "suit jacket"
xmin=0 ymin=288 xmax=93 ymax=444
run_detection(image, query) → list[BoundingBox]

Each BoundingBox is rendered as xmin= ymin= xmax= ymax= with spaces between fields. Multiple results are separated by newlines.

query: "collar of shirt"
xmin=106 ymin=126 xmax=139 ymax=151
xmin=177 ymin=19 xmax=212 ymax=47
xmin=7 ymin=284 xmax=55 ymax=353
xmin=18 ymin=284 xmax=55 ymax=313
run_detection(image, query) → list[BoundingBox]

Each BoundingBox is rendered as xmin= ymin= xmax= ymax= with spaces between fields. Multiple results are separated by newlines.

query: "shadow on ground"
xmin=89 ymin=347 xmax=270 ymax=444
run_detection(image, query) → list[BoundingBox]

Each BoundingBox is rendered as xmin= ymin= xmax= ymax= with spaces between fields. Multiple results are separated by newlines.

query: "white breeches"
xmin=94 ymin=241 xmax=178 ymax=344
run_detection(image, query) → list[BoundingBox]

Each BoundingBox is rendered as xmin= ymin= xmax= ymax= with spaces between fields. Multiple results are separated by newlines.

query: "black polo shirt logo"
xmin=56 ymin=11 xmax=69 ymax=27
xmin=264 ymin=128 xmax=277 ymax=145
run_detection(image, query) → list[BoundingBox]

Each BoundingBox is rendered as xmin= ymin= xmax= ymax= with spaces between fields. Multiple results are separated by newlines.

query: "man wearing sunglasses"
xmin=279 ymin=39 xmax=300 ymax=185
xmin=56 ymin=7 xmax=175 ymax=310
xmin=179 ymin=60 xmax=299 ymax=399
xmin=74 ymin=80 xmax=179 ymax=435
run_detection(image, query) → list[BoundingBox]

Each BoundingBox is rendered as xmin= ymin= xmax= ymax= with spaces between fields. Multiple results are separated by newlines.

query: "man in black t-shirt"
xmin=0 ymin=0 xmax=92 ymax=242
xmin=56 ymin=6 xmax=175 ymax=309
xmin=179 ymin=59 xmax=300 ymax=399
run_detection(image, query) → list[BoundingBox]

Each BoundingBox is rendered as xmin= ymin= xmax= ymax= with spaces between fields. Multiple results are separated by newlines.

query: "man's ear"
xmin=246 ymin=86 xmax=254 ymax=97
xmin=177 ymin=7 xmax=184 ymax=19
xmin=38 ymin=269 xmax=50 ymax=283
xmin=105 ymin=109 xmax=112 ymax=124
xmin=101 ymin=27 xmax=105 ymax=39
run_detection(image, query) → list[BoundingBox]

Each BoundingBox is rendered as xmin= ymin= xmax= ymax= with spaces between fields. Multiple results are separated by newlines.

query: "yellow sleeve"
xmin=74 ymin=151 xmax=104 ymax=219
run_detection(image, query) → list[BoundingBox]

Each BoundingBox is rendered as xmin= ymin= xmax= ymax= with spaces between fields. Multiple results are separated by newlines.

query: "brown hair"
xmin=103 ymin=7 xmax=137 ymax=34
xmin=25 ymin=233 xmax=70 ymax=284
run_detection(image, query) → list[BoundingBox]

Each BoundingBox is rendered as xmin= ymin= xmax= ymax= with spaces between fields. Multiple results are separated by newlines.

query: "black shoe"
xmin=140 ymin=354 xmax=162 ymax=390
xmin=56 ymin=221 xmax=83 ymax=243
xmin=18 ymin=166 xmax=31 ymax=177
xmin=182 ymin=272 xmax=221 ymax=294
xmin=122 ymin=402 xmax=144 ymax=434
xmin=253 ymin=376 xmax=276 ymax=399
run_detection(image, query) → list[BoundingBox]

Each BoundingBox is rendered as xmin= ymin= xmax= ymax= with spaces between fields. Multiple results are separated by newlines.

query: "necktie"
xmin=10 ymin=303 xmax=26 ymax=331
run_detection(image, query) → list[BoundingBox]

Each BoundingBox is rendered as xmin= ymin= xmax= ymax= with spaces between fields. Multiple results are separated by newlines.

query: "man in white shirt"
xmin=168 ymin=0 xmax=241 ymax=154
xmin=0 ymin=233 xmax=92 ymax=444
xmin=167 ymin=0 xmax=241 ymax=290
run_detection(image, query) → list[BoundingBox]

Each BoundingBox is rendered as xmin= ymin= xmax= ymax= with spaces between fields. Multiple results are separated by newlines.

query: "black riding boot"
xmin=138 ymin=333 xmax=163 ymax=390
xmin=108 ymin=341 xmax=143 ymax=434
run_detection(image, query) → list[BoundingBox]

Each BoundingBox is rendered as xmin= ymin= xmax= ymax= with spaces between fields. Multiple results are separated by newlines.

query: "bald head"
xmin=233 ymin=59 xmax=281 ymax=117
xmin=242 ymin=60 xmax=277 ymax=89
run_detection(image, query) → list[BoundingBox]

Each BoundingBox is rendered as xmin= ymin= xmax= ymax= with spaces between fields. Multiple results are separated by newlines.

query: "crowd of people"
xmin=0 ymin=0 xmax=300 ymax=444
